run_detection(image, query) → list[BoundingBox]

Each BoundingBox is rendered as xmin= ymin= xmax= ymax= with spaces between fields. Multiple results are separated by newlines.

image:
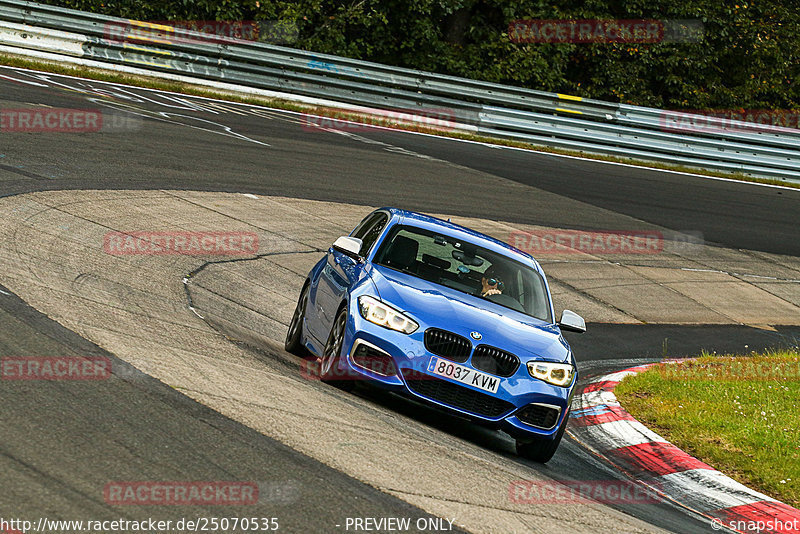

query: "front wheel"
xmin=285 ymin=284 xmax=310 ymax=355
xmin=320 ymin=308 xmax=354 ymax=391
xmin=516 ymin=408 xmax=569 ymax=463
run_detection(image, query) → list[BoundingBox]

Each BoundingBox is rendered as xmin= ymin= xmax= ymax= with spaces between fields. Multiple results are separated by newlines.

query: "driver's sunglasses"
xmin=487 ymin=278 xmax=504 ymax=289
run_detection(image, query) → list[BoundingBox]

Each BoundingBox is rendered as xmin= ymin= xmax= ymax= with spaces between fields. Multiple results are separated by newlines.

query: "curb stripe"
xmin=658 ymin=469 xmax=775 ymax=513
xmin=571 ymin=362 xmax=799 ymax=533
xmin=582 ymin=380 xmax=619 ymax=392
xmin=595 ymin=368 xmax=649 ymax=382
xmin=581 ymin=419 xmax=667 ymax=451
xmin=610 ymin=441 xmax=715 ymax=476
xmin=570 ymin=403 xmax=635 ymax=427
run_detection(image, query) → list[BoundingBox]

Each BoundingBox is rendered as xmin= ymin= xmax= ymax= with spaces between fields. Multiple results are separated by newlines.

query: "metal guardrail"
xmin=1 ymin=0 xmax=799 ymax=181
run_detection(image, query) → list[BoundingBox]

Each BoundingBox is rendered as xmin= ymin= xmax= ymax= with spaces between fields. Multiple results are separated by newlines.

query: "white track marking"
xmin=658 ymin=469 xmax=776 ymax=513
xmin=577 ymin=389 xmax=620 ymax=408
xmin=579 ymin=419 xmax=668 ymax=451
xmin=0 ymin=72 xmax=47 ymax=86
xmin=593 ymin=370 xmax=641 ymax=383
xmin=4 ymin=63 xmax=796 ymax=190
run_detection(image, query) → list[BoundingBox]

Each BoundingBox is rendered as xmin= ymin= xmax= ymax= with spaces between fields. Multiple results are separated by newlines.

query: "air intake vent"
xmin=351 ymin=341 xmax=397 ymax=376
xmin=516 ymin=403 xmax=561 ymax=429
xmin=402 ymin=370 xmax=514 ymax=418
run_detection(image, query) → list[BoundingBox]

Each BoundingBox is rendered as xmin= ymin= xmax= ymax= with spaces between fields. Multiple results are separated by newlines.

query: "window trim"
xmin=350 ymin=210 xmax=390 ymax=257
xmin=373 ymin=224 xmax=553 ymax=322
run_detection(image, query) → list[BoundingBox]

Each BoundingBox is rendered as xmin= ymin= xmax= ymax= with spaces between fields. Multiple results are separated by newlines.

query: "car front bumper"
xmin=338 ymin=312 xmax=575 ymax=440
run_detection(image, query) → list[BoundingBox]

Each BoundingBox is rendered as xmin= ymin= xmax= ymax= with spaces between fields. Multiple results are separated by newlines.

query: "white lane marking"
xmin=20 ymin=64 xmax=798 ymax=191
xmin=593 ymin=370 xmax=640 ymax=383
xmin=242 ymin=194 xmax=259 ymax=199
xmin=0 ymin=288 xmax=10 ymax=295
xmin=325 ymin=128 xmax=472 ymax=170
xmin=165 ymin=113 xmax=270 ymax=146
xmin=658 ymin=469 xmax=776 ymax=513
xmin=579 ymin=419 xmax=668 ymax=451
xmin=0 ymin=72 xmax=48 ymax=86
xmin=85 ymin=98 xmax=270 ymax=147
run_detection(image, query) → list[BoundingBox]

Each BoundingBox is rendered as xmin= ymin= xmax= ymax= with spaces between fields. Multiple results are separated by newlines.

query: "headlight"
xmin=358 ymin=295 xmax=419 ymax=334
xmin=527 ymin=361 xmax=575 ymax=387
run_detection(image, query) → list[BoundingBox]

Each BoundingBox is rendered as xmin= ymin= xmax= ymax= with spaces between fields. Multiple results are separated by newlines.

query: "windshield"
xmin=374 ymin=224 xmax=552 ymax=322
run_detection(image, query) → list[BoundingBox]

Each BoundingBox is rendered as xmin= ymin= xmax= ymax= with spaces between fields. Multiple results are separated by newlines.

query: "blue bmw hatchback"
xmin=285 ymin=208 xmax=586 ymax=462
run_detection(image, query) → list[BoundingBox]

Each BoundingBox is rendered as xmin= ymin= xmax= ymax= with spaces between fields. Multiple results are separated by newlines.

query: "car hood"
xmin=368 ymin=265 xmax=570 ymax=363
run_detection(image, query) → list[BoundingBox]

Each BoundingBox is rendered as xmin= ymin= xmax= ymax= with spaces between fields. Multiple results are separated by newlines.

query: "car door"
xmin=313 ymin=212 xmax=389 ymax=338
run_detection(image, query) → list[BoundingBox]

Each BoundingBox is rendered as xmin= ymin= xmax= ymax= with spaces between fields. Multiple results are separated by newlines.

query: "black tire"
xmin=319 ymin=308 xmax=354 ymax=391
xmin=285 ymin=284 xmax=310 ymax=355
xmin=516 ymin=408 xmax=569 ymax=463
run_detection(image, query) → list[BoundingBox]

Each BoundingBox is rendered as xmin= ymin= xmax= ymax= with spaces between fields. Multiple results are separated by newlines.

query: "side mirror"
xmin=332 ymin=236 xmax=363 ymax=258
xmin=558 ymin=309 xmax=586 ymax=333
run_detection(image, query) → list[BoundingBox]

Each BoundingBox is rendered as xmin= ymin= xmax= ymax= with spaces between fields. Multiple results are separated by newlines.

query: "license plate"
xmin=426 ymin=357 xmax=500 ymax=394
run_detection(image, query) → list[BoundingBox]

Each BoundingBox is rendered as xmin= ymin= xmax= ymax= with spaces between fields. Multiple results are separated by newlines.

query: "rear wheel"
xmin=284 ymin=284 xmax=310 ymax=355
xmin=516 ymin=408 xmax=569 ymax=463
xmin=320 ymin=308 xmax=354 ymax=391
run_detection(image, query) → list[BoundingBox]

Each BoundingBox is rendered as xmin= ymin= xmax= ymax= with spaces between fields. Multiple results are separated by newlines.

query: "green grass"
xmin=616 ymin=349 xmax=800 ymax=507
xmin=1 ymin=52 xmax=798 ymax=190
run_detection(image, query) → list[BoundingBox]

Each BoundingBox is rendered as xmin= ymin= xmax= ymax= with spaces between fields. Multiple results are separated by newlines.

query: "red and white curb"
xmin=569 ymin=364 xmax=800 ymax=534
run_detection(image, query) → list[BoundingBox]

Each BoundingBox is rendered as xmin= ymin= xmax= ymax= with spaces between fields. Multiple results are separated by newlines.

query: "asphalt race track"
xmin=1 ymin=67 xmax=798 ymax=258
xmin=0 ymin=283 xmax=454 ymax=532
xmin=1 ymin=65 xmax=799 ymax=533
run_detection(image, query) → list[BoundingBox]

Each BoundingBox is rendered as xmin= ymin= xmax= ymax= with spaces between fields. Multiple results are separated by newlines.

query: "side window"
xmin=359 ymin=214 xmax=388 ymax=255
xmin=351 ymin=213 xmax=381 ymax=239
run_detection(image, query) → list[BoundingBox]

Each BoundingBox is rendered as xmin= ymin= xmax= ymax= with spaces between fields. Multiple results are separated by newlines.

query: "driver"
xmin=479 ymin=266 xmax=505 ymax=298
